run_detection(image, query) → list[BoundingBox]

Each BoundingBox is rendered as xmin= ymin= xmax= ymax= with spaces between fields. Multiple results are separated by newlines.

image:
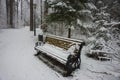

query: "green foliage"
xmin=46 ymin=0 xmax=87 ymax=26
xmin=46 ymin=11 xmax=77 ymax=25
xmin=62 ymin=0 xmax=87 ymax=10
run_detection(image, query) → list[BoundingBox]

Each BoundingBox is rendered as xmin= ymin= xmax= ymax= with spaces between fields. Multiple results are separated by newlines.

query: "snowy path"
xmin=0 ymin=27 xmax=119 ymax=80
xmin=0 ymin=28 xmax=64 ymax=80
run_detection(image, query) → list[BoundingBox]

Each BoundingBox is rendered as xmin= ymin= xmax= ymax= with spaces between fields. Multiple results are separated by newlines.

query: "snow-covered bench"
xmin=34 ymin=34 xmax=85 ymax=75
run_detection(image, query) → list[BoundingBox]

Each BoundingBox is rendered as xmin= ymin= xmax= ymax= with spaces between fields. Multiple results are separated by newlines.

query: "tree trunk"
xmin=0 ymin=0 xmax=1 ymax=16
xmin=10 ymin=0 xmax=14 ymax=28
xmin=33 ymin=5 xmax=36 ymax=36
xmin=21 ymin=0 xmax=22 ymax=20
xmin=68 ymin=28 xmax=71 ymax=38
xmin=6 ymin=0 xmax=9 ymax=24
xmin=17 ymin=0 xmax=18 ymax=25
xmin=44 ymin=0 xmax=48 ymax=16
xmin=30 ymin=0 xmax=33 ymax=31
xmin=40 ymin=0 xmax=42 ymax=25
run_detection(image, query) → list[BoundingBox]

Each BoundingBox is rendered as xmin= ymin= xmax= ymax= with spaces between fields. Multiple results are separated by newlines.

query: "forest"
xmin=0 ymin=0 xmax=120 ymax=80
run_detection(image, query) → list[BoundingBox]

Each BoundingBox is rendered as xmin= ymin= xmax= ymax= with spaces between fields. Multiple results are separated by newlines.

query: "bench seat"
xmin=35 ymin=43 xmax=70 ymax=64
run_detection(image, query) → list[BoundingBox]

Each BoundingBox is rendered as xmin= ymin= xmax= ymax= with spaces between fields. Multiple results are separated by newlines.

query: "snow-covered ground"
xmin=0 ymin=27 xmax=119 ymax=80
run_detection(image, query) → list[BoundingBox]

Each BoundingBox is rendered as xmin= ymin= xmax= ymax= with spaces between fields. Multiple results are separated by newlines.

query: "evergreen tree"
xmin=46 ymin=0 xmax=88 ymax=38
xmin=88 ymin=0 xmax=112 ymax=50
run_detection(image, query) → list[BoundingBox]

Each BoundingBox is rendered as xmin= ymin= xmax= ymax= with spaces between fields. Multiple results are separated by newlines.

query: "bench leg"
xmin=76 ymin=58 xmax=81 ymax=69
xmin=66 ymin=55 xmax=81 ymax=75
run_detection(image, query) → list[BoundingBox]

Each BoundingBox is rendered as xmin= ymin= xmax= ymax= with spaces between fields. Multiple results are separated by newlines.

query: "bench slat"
xmin=46 ymin=37 xmax=73 ymax=50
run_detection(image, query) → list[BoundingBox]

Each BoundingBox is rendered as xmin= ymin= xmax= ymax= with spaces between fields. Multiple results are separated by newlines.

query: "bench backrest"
xmin=45 ymin=36 xmax=73 ymax=50
xmin=45 ymin=35 xmax=84 ymax=51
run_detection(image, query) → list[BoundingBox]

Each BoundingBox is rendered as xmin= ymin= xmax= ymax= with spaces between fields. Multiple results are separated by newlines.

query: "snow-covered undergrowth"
xmin=0 ymin=27 xmax=120 ymax=80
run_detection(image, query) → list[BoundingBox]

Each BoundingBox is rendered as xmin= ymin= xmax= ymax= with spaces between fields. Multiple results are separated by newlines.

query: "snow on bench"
xmin=35 ymin=43 xmax=69 ymax=64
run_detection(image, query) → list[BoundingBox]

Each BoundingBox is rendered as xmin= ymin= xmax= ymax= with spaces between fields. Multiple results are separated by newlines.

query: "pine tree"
xmin=46 ymin=0 xmax=87 ymax=38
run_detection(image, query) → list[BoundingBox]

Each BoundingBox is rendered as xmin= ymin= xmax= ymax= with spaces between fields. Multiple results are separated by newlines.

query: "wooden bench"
xmin=34 ymin=34 xmax=85 ymax=76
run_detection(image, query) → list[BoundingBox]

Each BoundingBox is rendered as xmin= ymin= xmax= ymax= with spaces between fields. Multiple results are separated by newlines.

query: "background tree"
xmin=6 ymin=0 xmax=9 ymax=25
xmin=21 ymin=0 xmax=23 ymax=20
xmin=30 ymin=0 xmax=33 ymax=31
xmin=10 ymin=0 xmax=14 ymax=28
xmin=16 ymin=0 xmax=19 ymax=24
xmin=6 ymin=0 xmax=15 ymax=28
xmin=40 ymin=0 xmax=42 ymax=26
